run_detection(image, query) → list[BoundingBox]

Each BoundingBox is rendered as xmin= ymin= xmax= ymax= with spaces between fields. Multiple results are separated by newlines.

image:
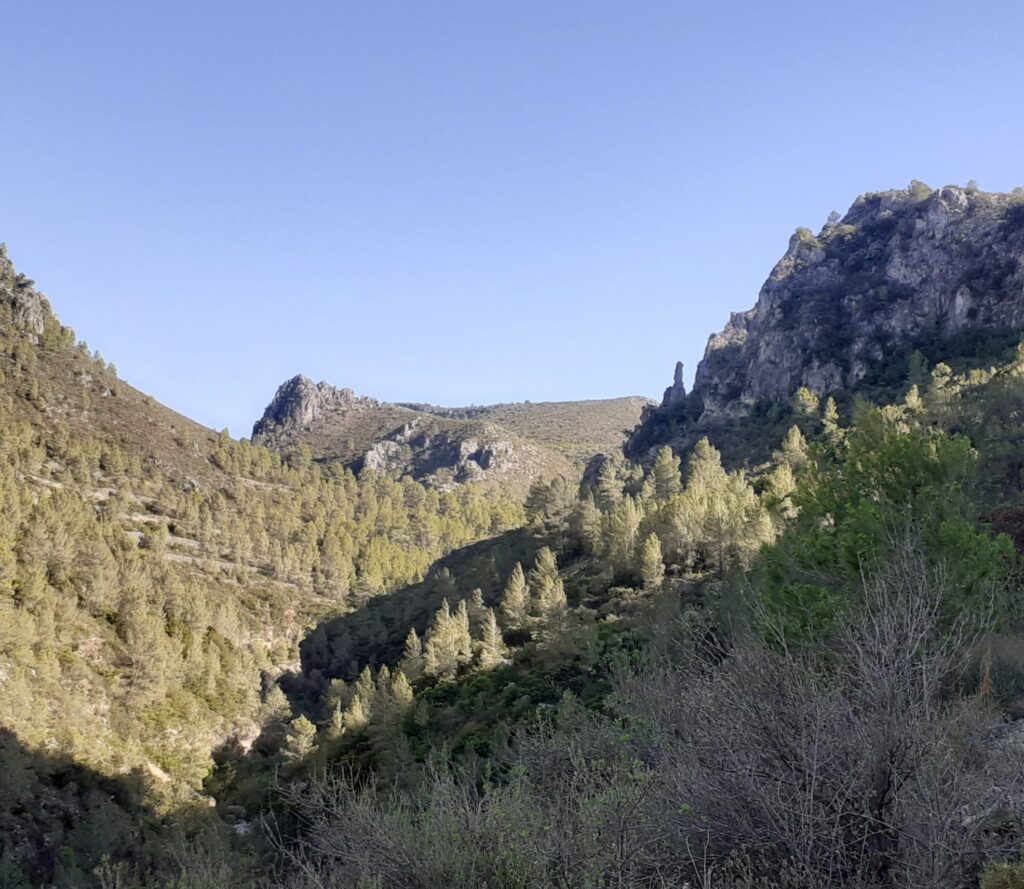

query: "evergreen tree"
xmin=500 ymin=562 xmax=529 ymax=627
xmin=453 ymin=599 xmax=472 ymax=664
xmin=283 ymin=716 xmax=317 ymax=760
xmin=343 ymin=693 xmax=370 ymax=732
xmin=780 ymin=426 xmax=808 ymax=469
xmin=529 ymin=547 xmax=567 ymax=619
xmin=651 ymin=446 xmax=682 ymax=500
xmin=792 ymin=386 xmax=820 ymax=417
xmin=604 ymin=495 xmax=642 ymax=573
xmin=390 ymin=670 xmax=414 ymax=711
xmin=596 ymin=458 xmax=623 ymax=512
xmin=400 ymin=627 xmax=423 ymax=682
xmin=571 ymin=495 xmax=602 ymax=554
xmin=477 ymin=607 xmax=508 ymax=669
xmin=639 ymin=532 xmax=665 ymax=591
xmin=823 ymin=397 xmax=843 ymax=445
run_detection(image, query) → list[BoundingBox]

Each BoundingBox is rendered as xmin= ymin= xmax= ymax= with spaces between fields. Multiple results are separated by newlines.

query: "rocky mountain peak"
xmin=629 ymin=182 xmax=1024 ymax=461
xmin=252 ymin=375 xmax=380 ymax=439
xmin=692 ymin=182 xmax=1024 ymax=414
xmin=0 ymin=243 xmax=51 ymax=339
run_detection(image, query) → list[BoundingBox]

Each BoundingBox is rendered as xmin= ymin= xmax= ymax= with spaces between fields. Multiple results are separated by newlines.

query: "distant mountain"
xmin=252 ymin=374 xmax=651 ymax=493
xmin=629 ymin=182 xmax=1024 ymax=464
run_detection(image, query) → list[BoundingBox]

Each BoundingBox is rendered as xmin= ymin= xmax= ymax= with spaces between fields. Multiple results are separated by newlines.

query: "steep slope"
xmin=0 ymin=245 xmax=525 ymax=883
xmin=629 ymin=182 xmax=1024 ymax=463
xmin=253 ymin=375 xmax=650 ymax=493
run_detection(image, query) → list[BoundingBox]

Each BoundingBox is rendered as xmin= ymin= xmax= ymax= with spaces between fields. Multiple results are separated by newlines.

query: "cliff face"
xmin=253 ymin=375 xmax=382 ymax=438
xmin=629 ymin=183 xmax=1024 ymax=460
xmin=0 ymin=244 xmax=51 ymax=339
xmin=697 ymin=184 xmax=1024 ymax=413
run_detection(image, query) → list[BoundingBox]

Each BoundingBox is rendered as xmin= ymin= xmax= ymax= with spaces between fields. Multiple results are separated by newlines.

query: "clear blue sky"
xmin=3 ymin=1 xmax=1023 ymax=436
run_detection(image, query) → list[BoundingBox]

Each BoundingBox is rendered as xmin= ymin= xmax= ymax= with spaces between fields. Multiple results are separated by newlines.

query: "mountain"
xmin=13 ymin=178 xmax=1024 ymax=888
xmin=252 ymin=374 xmax=651 ymax=493
xmin=629 ymin=182 xmax=1024 ymax=463
xmin=0 ymin=245 xmax=527 ymax=884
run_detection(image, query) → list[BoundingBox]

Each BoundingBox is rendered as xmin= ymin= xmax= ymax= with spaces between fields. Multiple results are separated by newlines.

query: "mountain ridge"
xmin=252 ymin=372 xmax=652 ymax=492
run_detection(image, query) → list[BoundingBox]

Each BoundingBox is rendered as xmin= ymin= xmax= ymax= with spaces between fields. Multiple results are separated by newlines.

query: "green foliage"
xmin=758 ymin=403 xmax=1014 ymax=642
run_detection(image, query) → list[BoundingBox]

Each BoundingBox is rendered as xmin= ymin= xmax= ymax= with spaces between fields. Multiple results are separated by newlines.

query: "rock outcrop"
xmin=253 ymin=375 xmax=380 ymax=437
xmin=0 ymin=244 xmax=51 ymax=339
xmin=253 ymin=378 xmax=651 ymax=493
xmin=662 ymin=361 xmax=687 ymax=407
xmin=629 ymin=183 xmax=1024 ymax=461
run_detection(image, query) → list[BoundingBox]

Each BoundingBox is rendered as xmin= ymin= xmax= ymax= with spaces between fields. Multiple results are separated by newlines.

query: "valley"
xmin=7 ymin=182 xmax=1024 ymax=888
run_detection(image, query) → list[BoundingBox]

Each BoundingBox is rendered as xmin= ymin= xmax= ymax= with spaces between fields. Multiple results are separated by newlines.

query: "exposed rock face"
xmin=662 ymin=361 xmax=687 ymax=407
xmin=694 ymin=184 xmax=1024 ymax=414
xmin=253 ymin=375 xmax=380 ymax=438
xmin=253 ymin=378 xmax=650 ymax=494
xmin=0 ymin=244 xmax=51 ymax=339
xmin=629 ymin=183 xmax=1024 ymax=460
xmin=361 ymin=421 xmax=530 ymax=488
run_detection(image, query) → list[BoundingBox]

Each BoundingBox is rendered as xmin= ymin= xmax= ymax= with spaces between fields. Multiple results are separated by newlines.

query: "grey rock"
xmin=633 ymin=183 xmax=1024 ymax=459
xmin=661 ymin=361 xmax=687 ymax=407
xmin=0 ymin=243 xmax=51 ymax=340
xmin=252 ymin=375 xmax=379 ymax=439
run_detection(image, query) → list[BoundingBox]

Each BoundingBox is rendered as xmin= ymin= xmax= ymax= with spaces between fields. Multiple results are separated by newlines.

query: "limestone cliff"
xmin=629 ymin=183 xmax=1024 ymax=461
xmin=0 ymin=243 xmax=52 ymax=339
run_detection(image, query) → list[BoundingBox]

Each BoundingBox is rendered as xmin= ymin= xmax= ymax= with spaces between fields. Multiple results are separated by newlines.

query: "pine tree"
xmin=468 ymin=587 xmax=487 ymax=632
xmin=424 ymin=598 xmax=466 ymax=678
xmin=907 ymin=348 xmax=930 ymax=388
xmin=283 ymin=715 xmax=317 ymax=760
xmin=390 ymin=670 xmax=414 ymax=710
xmin=904 ymin=384 xmax=924 ymax=414
xmin=500 ymin=562 xmax=529 ymax=626
xmin=423 ymin=600 xmax=449 ymax=677
xmin=651 ymin=446 xmax=682 ymax=500
xmin=530 ymin=547 xmax=567 ymax=619
xmin=528 ymin=548 xmax=559 ymax=600
xmin=343 ymin=693 xmax=370 ymax=731
xmin=792 ymin=386 xmax=820 ymax=417
xmin=764 ymin=461 xmax=798 ymax=522
xmin=780 ymin=426 xmax=808 ymax=469
xmin=604 ymin=495 xmax=642 ymax=573
xmin=400 ymin=627 xmax=423 ymax=681
xmin=596 ymin=458 xmax=622 ymax=512
xmin=453 ymin=599 xmax=472 ymax=664
xmin=477 ymin=607 xmax=508 ymax=669
xmin=823 ymin=397 xmax=843 ymax=446
xmin=354 ymin=665 xmax=377 ymax=714
xmin=571 ymin=495 xmax=603 ymax=554
xmin=375 ymin=664 xmax=392 ymax=697
xmin=639 ymin=532 xmax=665 ymax=591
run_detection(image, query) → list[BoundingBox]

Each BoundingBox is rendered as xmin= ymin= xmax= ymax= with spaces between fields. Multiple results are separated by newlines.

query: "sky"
xmin=3 ymin=1 xmax=1024 ymax=436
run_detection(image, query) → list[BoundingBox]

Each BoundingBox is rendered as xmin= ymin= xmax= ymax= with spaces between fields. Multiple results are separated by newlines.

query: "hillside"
xmin=252 ymin=374 xmax=650 ymax=493
xmin=629 ymin=182 xmax=1024 ymax=464
xmin=14 ymin=176 xmax=1024 ymax=889
xmin=0 ymin=245 xmax=525 ymax=885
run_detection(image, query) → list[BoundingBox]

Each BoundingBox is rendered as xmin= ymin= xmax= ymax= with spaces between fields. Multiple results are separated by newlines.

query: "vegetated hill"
xmin=629 ymin=181 xmax=1024 ymax=465
xmin=252 ymin=374 xmax=651 ymax=494
xmin=0 ymin=245 xmax=525 ymax=885
xmin=214 ymin=340 xmax=1024 ymax=889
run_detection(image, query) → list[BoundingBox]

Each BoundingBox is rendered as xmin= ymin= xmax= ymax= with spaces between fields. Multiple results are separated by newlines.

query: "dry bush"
xmin=613 ymin=537 xmax=1024 ymax=888
xmin=266 ymin=538 xmax=1024 ymax=889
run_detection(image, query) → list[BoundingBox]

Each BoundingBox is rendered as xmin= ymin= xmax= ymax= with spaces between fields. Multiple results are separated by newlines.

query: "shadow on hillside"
xmin=280 ymin=528 xmax=544 ymax=714
xmin=0 ymin=727 xmax=160 ymax=887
